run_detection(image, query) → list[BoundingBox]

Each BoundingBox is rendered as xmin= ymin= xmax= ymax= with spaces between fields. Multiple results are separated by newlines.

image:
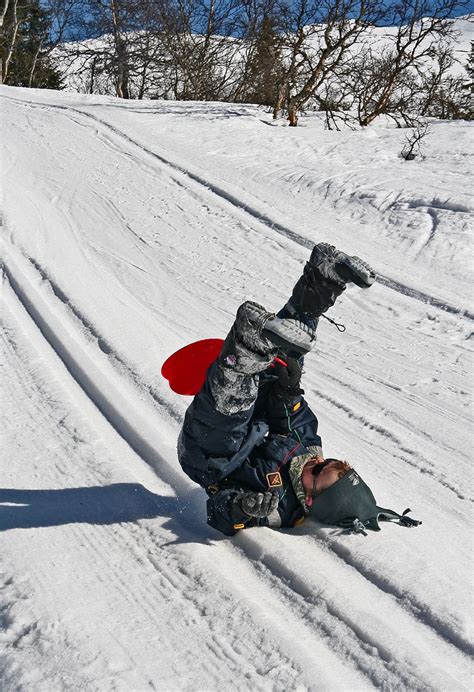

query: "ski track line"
xmin=2 ymin=102 xmax=470 ymax=680
xmin=315 ymin=388 xmax=469 ymax=502
xmin=178 ymin=543 xmax=403 ymax=691
xmin=1 ymin=252 xmax=381 ymax=691
xmin=25 ymin=254 xmax=182 ymax=427
xmin=316 ymin=534 xmax=474 ymax=657
xmin=6 ymin=239 xmax=471 ymax=509
xmin=325 ymin=368 xmax=470 ymax=443
xmin=1 ymin=260 xmax=313 ymax=690
xmin=231 ymin=541 xmax=423 ymax=692
xmin=309 ymin=375 xmax=470 ymax=503
xmin=0 ymin=246 xmax=187 ymax=496
xmin=5 ymin=94 xmax=474 ymax=323
xmin=240 ymin=526 xmax=474 ymax=660
xmin=2 ymin=241 xmax=472 ymax=682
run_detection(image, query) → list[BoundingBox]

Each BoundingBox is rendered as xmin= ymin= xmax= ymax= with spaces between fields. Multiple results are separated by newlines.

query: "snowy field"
xmin=1 ymin=85 xmax=473 ymax=690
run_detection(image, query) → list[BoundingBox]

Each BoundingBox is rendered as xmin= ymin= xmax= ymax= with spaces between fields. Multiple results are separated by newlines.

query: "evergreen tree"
xmin=450 ymin=41 xmax=474 ymax=120
xmin=1 ymin=0 xmax=63 ymax=88
xmin=245 ymin=14 xmax=284 ymax=107
xmin=464 ymin=41 xmax=474 ymax=96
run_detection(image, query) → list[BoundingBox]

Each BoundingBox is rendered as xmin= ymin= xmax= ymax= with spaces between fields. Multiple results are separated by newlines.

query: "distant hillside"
xmin=52 ymin=15 xmax=473 ymax=124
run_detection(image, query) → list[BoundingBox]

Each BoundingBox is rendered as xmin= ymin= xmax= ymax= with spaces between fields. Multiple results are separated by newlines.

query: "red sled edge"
xmin=161 ymin=338 xmax=224 ymax=396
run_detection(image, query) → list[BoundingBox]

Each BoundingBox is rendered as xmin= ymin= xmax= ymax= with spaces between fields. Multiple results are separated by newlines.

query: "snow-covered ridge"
xmin=1 ymin=85 xmax=473 ymax=689
xmin=55 ymin=16 xmax=473 ymax=97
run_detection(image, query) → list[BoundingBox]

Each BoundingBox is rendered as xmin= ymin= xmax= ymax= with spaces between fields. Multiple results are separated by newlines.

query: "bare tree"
xmin=352 ymin=0 xmax=466 ymax=126
xmin=146 ymin=0 xmax=246 ymax=101
xmin=400 ymin=120 xmax=431 ymax=159
xmin=25 ymin=0 xmax=77 ymax=87
xmin=269 ymin=0 xmax=389 ymax=126
xmin=0 ymin=0 xmax=10 ymax=28
xmin=60 ymin=0 xmax=146 ymax=98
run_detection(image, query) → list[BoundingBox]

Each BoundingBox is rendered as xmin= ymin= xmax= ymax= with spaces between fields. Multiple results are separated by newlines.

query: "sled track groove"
xmin=2 ymin=243 xmax=471 ymax=684
xmin=6 ymin=95 xmax=474 ymax=323
xmin=25 ymin=255 xmax=181 ymax=426
xmin=3 ymin=96 xmax=473 ymax=685
xmin=234 ymin=541 xmax=428 ymax=690
xmin=4 ymin=245 xmax=468 ymax=690
xmin=1 ymin=253 xmax=181 ymax=487
xmin=242 ymin=524 xmax=474 ymax=658
xmin=315 ymin=389 xmax=470 ymax=503
xmin=320 ymin=536 xmax=474 ymax=656
xmin=0 ymin=250 xmax=406 ymax=689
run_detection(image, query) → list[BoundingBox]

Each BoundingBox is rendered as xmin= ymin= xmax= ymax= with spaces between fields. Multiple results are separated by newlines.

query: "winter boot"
xmin=286 ymin=243 xmax=376 ymax=320
xmin=220 ymin=301 xmax=316 ymax=368
xmin=334 ymin=253 xmax=376 ymax=288
xmin=263 ymin=317 xmax=315 ymax=355
xmin=210 ymin=301 xmax=315 ymax=415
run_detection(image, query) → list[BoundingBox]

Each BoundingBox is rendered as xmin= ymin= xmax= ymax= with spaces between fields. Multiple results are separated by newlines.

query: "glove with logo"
xmin=235 ymin=491 xmax=279 ymax=518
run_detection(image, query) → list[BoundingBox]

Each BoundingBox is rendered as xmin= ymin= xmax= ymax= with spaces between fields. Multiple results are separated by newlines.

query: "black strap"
xmin=338 ymin=508 xmax=422 ymax=535
xmin=321 ymin=314 xmax=346 ymax=332
xmin=350 ymin=519 xmax=368 ymax=536
xmin=338 ymin=517 xmax=369 ymax=536
xmin=378 ymin=507 xmax=422 ymax=527
xmin=399 ymin=508 xmax=422 ymax=527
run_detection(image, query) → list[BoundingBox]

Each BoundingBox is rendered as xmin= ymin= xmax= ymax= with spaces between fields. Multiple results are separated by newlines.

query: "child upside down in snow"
xmin=178 ymin=244 xmax=421 ymax=536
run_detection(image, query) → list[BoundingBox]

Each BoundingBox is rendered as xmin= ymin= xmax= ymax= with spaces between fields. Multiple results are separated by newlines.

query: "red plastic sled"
xmin=161 ymin=338 xmax=224 ymax=395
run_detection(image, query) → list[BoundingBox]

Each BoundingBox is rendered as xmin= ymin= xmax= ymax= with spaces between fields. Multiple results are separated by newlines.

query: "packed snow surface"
xmin=1 ymin=86 xmax=473 ymax=691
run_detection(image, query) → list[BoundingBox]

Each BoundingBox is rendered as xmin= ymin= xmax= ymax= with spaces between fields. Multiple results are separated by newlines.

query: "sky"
xmin=55 ymin=0 xmax=474 ymax=42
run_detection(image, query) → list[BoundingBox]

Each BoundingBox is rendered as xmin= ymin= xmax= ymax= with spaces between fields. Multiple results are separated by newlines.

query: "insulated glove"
xmin=273 ymin=357 xmax=303 ymax=396
xmin=237 ymin=491 xmax=279 ymax=518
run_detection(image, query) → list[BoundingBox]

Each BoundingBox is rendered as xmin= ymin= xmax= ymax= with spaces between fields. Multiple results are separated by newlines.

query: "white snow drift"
xmin=0 ymin=85 xmax=473 ymax=690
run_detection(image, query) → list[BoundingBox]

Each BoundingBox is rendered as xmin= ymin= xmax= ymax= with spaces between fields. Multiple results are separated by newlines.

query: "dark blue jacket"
xmin=178 ymin=362 xmax=323 ymax=535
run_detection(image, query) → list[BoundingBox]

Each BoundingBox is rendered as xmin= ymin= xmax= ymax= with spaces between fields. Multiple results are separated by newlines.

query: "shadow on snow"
xmin=0 ymin=483 xmax=217 ymax=544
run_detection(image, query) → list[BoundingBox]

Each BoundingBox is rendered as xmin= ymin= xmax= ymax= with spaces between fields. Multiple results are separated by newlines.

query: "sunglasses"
xmin=309 ymin=459 xmax=352 ymax=499
xmin=308 ymin=459 xmax=331 ymax=500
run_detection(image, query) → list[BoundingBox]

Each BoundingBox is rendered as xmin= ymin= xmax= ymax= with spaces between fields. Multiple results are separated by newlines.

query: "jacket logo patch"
xmin=266 ymin=471 xmax=283 ymax=488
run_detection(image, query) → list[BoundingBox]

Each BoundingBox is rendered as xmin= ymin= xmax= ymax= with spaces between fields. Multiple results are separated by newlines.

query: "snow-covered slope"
xmin=1 ymin=86 xmax=473 ymax=690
